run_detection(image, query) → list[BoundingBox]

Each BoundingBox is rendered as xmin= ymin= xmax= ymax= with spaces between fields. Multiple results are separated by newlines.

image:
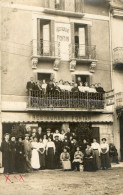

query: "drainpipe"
xmin=0 ymin=0 xmax=2 ymax=167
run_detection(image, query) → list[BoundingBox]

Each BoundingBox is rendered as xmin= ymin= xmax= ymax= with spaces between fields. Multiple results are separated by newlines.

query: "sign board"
xmin=105 ymin=90 xmax=115 ymax=106
xmin=55 ymin=23 xmax=71 ymax=61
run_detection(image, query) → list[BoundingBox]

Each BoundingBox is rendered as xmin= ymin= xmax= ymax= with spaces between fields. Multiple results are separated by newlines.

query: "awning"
xmin=1 ymin=112 xmax=113 ymax=123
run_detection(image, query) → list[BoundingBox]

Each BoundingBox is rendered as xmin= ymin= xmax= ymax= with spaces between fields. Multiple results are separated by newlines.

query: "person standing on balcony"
xmin=76 ymin=77 xmax=82 ymax=86
xmin=83 ymin=82 xmax=90 ymax=92
xmin=78 ymin=82 xmax=85 ymax=92
xmin=96 ymin=83 xmax=105 ymax=93
xmin=42 ymin=80 xmax=47 ymax=93
xmin=46 ymin=80 xmax=54 ymax=94
xmin=89 ymin=84 xmax=97 ymax=93
xmin=26 ymin=77 xmax=35 ymax=91
xmin=71 ymin=83 xmax=79 ymax=93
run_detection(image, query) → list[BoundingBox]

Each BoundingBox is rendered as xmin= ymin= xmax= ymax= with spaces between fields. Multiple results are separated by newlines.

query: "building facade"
xmin=0 ymin=0 xmax=114 ymax=165
xmin=108 ymin=0 xmax=123 ymax=161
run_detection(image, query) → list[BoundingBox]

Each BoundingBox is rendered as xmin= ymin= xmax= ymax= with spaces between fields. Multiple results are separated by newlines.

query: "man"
xmin=26 ymin=77 xmax=35 ymax=91
xmin=71 ymin=83 xmax=79 ymax=93
xmin=23 ymin=133 xmax=32 ymax=172
xmin=37 ymin=127 xmax=43 ymax=140
xmin=54 ymin=135 xmax=62 ymax=169
xmin=46 ymin=128 xmax=53 ymax=140
xmin=1 ymin=133 xmax=10 ymax=173
xmin=96 ymin=83 xmax=105 ymax=93
xmin=46 ymin=80 xmax=54 ymax=94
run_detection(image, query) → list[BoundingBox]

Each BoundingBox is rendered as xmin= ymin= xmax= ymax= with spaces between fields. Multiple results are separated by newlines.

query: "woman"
xmin=46 ymin=137 xmax=55 ymax=169
xmin=1 ymin=133 xmax=10 ymax=173
xmin=31 ymin=137 xmax=40 ymax=170
xmin=60 ymin=147 xmax=71 ymax=171
xmin=38 ymin=138 xmax=45 ymax=169
xmin=9 ymin=135 xmax=17 ymax=174
xmin=16 ymin=136 xmax=25 ymax=173
xmin=83 ymin=144 xmax=96 ymax=172
xmin=43 ymin=134 xmax=48 ymax=148
xmin=91 ymin=138 xmax=101 ymax=170
xmin=72 ymin=147 xmax=83 ymax=171
xmin=100 ymin=138 xmax=111 ymax=170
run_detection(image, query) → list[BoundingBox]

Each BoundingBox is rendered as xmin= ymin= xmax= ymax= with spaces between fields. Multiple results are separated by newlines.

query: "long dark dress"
xmin=16 ymin=142 xmax=25 ymax=173
xmin=54 ymin=140 xmax=61 ymax=169
xmin=100 ymin=143 xmax=111 ymax=169
xmin=38 ymin=143 xmax=45 ymax=168
xmin=1 ymin=140 xmax=10 ymax=173
xmin=46 ymin=141 xmax=55 ymax=169
xmin=83 ymin=148 xmax=96 ymax=172
xmin=9 ymin=141 xmax=17 ymax=173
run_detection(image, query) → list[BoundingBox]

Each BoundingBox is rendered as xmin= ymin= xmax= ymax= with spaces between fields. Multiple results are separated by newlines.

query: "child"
xmin=72 ymin=147 xmax=83 ymax=171
xmin=60 ymin=147 xmax=71 ymax=171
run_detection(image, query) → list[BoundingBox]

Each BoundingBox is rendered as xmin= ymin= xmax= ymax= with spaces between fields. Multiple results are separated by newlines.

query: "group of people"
xmin=1 ymin=127 xmax=118 ymax=174
xmin=26 ymin=77 xmax=105 ymax=94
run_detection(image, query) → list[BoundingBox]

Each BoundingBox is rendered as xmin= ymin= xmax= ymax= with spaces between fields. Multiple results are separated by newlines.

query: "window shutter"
xmin=70 ymin=23 xmax=75 ymax=58
xmin=50 ymin=20 xmax=55 ymax=56
xmin=85 ymin=25 xmax=91 ymax=46
xmin=37 ymin=19 xmax=40 ymax=55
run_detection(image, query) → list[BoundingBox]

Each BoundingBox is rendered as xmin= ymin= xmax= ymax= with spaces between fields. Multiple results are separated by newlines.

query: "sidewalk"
xmin=111 ymin=162 xmax=123 ymax=168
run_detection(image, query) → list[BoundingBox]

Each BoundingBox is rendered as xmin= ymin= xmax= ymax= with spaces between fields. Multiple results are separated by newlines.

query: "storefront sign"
xmin=105 ymin=90 xmax=115 ymax=106
xmin=55 ymin=23 xmax=71 ymax=61
xmin=2 ymin=112 xmax=113 ymax=123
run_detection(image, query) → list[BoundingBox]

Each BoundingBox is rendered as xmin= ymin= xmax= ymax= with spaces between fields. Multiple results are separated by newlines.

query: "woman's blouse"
xmin=60 ymin=152 xmax=70 ymax=161
xmin=74 ymin=151 xmax=83 ymax=160
xmin=31 ymin=142 xmax=39 ymax=150
xmin=43 ymin=139 xmax=48 ymax=148
xmin=46 ymin=141 xmax=55 ymax=153
xmin=91 ymin=142 xmax=101 ymax=153
xmin=100 ymin=143 xmax=109 ymax=154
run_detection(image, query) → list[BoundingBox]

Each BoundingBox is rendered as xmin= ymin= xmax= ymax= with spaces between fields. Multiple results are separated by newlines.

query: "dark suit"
xmin=23 ymin=140 xmax=32 ymax=172
xmin=1 ymin=140 xmax=10 ymax=173
xmin=26 ymin=81 xmax=35 ymax=90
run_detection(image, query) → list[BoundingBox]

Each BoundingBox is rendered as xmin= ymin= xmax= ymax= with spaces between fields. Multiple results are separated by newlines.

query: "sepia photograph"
xmin=0 ymin=0 xmax=123 ymax=194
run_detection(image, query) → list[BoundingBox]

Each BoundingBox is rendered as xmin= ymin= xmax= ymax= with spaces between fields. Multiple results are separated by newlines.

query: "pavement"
xmin=0 ymin=163 xmax=122 ymax=195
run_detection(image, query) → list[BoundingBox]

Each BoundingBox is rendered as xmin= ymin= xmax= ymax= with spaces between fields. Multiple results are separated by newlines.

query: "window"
xmin=55 ymin=0 xmax=65 ymax=10
xmin=37 ymin=73 xmax=51 ymax=83
xmin=37 ymin=19 xmax=51 ymax=56
xmin=75 ymin=75 xmax=90 ymax=86
xmin=74 ymin=24 xmax=86 ymax=58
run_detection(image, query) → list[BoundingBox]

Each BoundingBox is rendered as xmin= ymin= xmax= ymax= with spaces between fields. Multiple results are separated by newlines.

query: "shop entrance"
xmin=120 ymin=113 xmax=123 ymax=161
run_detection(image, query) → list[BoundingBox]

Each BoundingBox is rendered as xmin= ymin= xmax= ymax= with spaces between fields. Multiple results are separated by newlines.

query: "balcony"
xmin=27 ymin=90 xmax=105 ymax=112
xmin=44 ymin=0 xmax=84 ymax=18
xmin=113 ymin=47 xmax=123 ymax=69
xmin=31 ymin=40 xmax=61 ymax=70
xmin=69 ymin=44 xmax=97 ymax=72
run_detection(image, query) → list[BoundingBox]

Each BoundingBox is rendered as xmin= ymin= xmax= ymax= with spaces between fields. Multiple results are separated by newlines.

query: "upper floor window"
xmin=55 ymin=0 xmax=65 ymax=10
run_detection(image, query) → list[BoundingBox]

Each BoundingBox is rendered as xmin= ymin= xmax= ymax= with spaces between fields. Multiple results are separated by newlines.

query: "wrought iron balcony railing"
xmin=27 ymin=90 xmax=105 ymax=110
xmin=37 ymin=40 xmax=60 ymax=58
xmin=113 ymin=47 xmax=123 ymax=67
xmin=116 ymin=92 xmax=123 ymax=109
xmin=69 ymin=44 xmax=96 ymax=60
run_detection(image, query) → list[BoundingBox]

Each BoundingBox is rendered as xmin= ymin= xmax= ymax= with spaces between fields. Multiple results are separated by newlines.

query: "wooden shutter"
xmin=50 ymin=20 xmax=55 ymax=56
xmin=37 ymin=19 xmax=41 ymax=55
xmin=43 ymin=24 xmax=50 ymax=55
xmin=79 ymin=27 xmax=85 ymax=56
xmin=85 ymin=25 xmax=91 ymax=46
xmin=70 ymin=23 xmax=75 ymax=58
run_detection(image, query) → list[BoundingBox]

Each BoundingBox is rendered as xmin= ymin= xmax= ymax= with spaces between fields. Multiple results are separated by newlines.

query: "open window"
xmin=37 ymin=73 xmax=51 ymax=83
xmin=37 ymin=19 xmax=51 ymax=56
xmin=74 ymin=24 xmax=86 ymax=58
xmin=75 ymin=74 xmax=90 ymax=86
